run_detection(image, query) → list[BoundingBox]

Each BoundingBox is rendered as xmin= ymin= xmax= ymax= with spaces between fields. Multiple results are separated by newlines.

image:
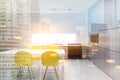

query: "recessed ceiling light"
xmin=52 ymin=8 xmax=56 ymax=10
xmin=68 ymin=8 xmax=72 ymax=10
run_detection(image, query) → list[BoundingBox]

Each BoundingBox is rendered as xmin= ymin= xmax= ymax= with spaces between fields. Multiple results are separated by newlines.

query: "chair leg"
xmin=37 ymin=60 xmax=41 ymax=78
xmin=17 ymin=67 xmax=21 ymax=78
xmin=54 ymin=66 xmax=59 ymax=80
xmin=17 ymin=67 xmax=23 ymax=80
xmin=37 ymin=60 xmax=40 ymax=71
xmin=30 ymin=67 xmax=35 ymax=79
xmin=43 ymin=66 xmax=48 ymax=80
xmin=28 ymin=66 xmax=32 ymax=80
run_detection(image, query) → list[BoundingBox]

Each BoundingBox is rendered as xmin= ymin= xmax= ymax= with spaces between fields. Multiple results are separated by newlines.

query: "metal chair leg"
xmin=17 ymin=67 xmax=21 ymax=78
xmin=30 ymin=67 xmax=35 ymax=79
xmin=54 ymin=66 xmax=59 ymax=80
xmin=43 ymin=66 xmax=48 ymax=80
xmin=37 ymin=60 xmax=40 ymax=71
xmin=17 ymin=67 xmax=24 ymax=80
xmin=37 ymin=60 xmax=41 ymax=78
xmin=28 ymin=67 xmax=32 ymax=80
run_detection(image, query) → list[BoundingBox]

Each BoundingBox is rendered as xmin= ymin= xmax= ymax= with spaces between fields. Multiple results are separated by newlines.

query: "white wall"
xmin=40 ymin=13 xmax=90 ymax=44
xmin=40 ymin=13 xmax=86 ymax=33
xmin=88 ymin=0 xmax=105 ymax=32
xmin=116 ymin=0 xmax=120 ymax=20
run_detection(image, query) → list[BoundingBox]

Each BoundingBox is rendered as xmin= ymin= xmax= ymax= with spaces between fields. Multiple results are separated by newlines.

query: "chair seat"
xmin=41 ymin=51 xmax=59 ymax=80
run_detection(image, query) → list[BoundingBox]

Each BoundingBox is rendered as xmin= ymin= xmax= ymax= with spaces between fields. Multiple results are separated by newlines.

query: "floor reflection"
xmin=0 ymin=60 xmax=113 ymax=80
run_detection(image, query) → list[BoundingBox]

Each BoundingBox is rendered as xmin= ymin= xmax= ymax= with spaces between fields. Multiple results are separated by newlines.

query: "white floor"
xmin=0 ymin=59 xmax=113 ymax=80
xmin=43 ymin=59 xmax=113 ymax=80
xmin=63 ymin=60 xmax=113 ymax=80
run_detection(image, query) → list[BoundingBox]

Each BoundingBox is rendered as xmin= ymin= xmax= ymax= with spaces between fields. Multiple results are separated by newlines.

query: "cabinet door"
xmin=68 ymin=45 xmax=82 ymax=59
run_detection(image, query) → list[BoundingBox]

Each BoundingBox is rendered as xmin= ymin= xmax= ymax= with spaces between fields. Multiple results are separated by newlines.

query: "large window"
xmin=32 ymin=33 xmax=76 ymax=45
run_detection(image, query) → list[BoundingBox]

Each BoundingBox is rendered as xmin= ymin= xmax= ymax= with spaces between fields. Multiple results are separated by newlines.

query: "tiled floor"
xmin=44 ymin=59 xmax=113 ymax=80
xmin=0 ymin=59 xmax=113 ymax=80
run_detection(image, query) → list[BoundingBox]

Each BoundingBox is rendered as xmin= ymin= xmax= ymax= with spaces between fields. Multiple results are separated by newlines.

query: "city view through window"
xmin=0 ymin=0 xmax=120 ymax=80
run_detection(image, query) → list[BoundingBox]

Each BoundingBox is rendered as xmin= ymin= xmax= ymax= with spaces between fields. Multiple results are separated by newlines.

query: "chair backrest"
xmin=41 ymin=51 xmax=59 ymax=66
xmin=14 ymin=51 xmax=33 ymax=66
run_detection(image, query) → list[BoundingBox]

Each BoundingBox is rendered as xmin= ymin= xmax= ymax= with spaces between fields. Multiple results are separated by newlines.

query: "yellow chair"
xmin=14 ymin=51 xmax=33 ymax=80
xmin=41 ymin=51 xmax=59 ymax=80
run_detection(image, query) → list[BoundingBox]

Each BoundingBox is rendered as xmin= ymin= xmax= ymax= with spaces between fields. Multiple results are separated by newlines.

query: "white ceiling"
xmin=40 ymin=0 xmax=98 ymax=13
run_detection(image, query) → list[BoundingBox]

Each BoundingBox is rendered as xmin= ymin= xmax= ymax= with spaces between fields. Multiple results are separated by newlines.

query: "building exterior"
xmin=0 ymin=0 xmax=40 ymax=79
xmin=0 ymin=0 xmax=40 ymax=52
xmin=0 ymin=50 xmax=41 ymax=80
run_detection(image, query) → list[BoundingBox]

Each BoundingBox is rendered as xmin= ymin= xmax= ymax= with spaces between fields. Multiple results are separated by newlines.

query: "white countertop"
xmin=0 ymin=49 xmax=65 ymax=55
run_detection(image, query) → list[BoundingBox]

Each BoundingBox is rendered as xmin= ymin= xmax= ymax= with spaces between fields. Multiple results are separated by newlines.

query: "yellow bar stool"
xmin=14 ymin=51 xmax=34 ymax=80
xmin=41 ymin=51 xmax=59 ymax=80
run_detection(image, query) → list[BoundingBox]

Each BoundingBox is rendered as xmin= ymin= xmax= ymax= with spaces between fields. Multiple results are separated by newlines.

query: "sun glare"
xmin=32 ymin=33 xmax=76 ymax=45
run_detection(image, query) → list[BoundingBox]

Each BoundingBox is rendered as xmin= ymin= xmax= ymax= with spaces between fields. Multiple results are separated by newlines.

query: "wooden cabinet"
xmin=68 ymin=44 xmax=82 ymax=59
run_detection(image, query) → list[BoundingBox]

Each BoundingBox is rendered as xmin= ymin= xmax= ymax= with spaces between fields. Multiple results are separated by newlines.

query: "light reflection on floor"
xmin=0 ymin=60 xmax=113 ymax=80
